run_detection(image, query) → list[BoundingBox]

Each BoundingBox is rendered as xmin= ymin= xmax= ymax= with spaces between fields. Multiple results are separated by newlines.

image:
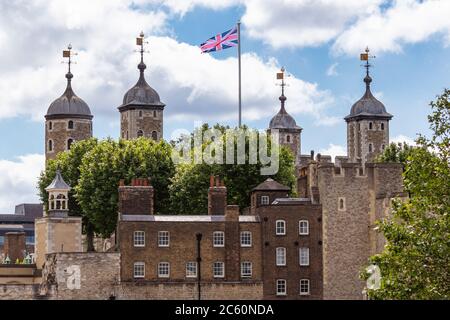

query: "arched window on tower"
xmin=67 ymin=139 xmax=74 ymax=150
xmin=68 ymin=120 xmax=74 ymax=130
xmin=369 ymin=143 xmax=373 ymax=153
xmin=48 ymin=140 xmax=53 ymax=152
xmin=381 ymin=123 xmax=385 ymax=130
xmin=369 ymin=122 xmax=373 ymax=130
xmin=152 ymin=131 xmax=158 ymax=140
xmin=137 ymin=130 xmax=144 ymax=138
xmin=48 ymin=121 xmax=53 ymax=131
xmin=286 ymin=135 xmax=291 ymax=143
xmin=139 ymin=111 xmax=143 ymax=118
xmin=153 ymin=110 xmax=157 ymax=118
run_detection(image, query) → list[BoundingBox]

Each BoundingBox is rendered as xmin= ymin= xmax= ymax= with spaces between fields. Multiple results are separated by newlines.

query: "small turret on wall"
xmin=34 ymin=169 xmax=82 ymax=269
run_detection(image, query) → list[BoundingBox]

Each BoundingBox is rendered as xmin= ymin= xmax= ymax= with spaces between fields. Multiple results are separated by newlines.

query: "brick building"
xmin=117 ymin=176 xmax=323 ymax=300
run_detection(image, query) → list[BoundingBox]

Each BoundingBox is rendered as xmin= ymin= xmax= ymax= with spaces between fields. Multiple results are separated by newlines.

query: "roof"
xmin=269 ymin=94 xmax=301 ymax=130
xmin=0 ymin=204 xmax=43 ymax=224
xmin=121 ymin=215 xmax=260 ymax=223
xmin=45 ymin=169 xmax=71 ymax=191
xmin=345 ymin=75 xmax=393 ymax=121
xmin=119 ymin=62 xmax=165 ymax=110
xmin=14 ymin=204 xmax=43 ymax=219
xmin=252 ymin=178 xmax=290 ymax=192
xmin=46 ymin=72 xmax=92 ymax=119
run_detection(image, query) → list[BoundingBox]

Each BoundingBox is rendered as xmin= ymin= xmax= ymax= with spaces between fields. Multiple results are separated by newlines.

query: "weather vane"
xmin=276 ymin=67 xmax=290 ymax=96
xmin=360 ymin=46 xmax=376 ymax=77
xmin=62 ymin=44 xmax=77 ymax=74
xmin=136 ymin=31 xmax=149 ymax=63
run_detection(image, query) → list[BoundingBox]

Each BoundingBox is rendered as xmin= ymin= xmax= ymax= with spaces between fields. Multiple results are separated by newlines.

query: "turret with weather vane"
xmin=44 ymin=44 xmax=93 ymax=163
xmin=267 ymin=67 xmax=303 ymax=164
xmin=118 ymin=31 xmax=165 ymax=141
xmin=345 ymin=47 xmax=393 ymax=164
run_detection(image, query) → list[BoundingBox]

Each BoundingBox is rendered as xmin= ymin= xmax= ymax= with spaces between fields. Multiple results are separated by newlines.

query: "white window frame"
xmin=261 ymin=195 xmax=270 ymax=205
xmin=133 ymin=231 xmax=145 ymax=247
xmin=213 ymin=231 xmax=225 ymax=247
xmin=158 ymin=262 xmax=170 ymax=278
xmin=240 ymin=231 xmax=252 ymax=247
xmin=299 ymin=220 xmax=309 ymax=235
xmin=186 ymin=262 xmax=197 ymax=278
xmin=158 ymin=231 xmax=170 ymax=247
xmin=276 ymin=279 xmax=287 ymax=296
xmin=241 ymin=262 xmax=252 ymax=278
xmin=276 ymin=220 xmax=286 ymax=235
xmin=300 ymin=279 xmax=310 ymax=295
xmin=213 ymin=262 xmax=225 ymax=278
xmin=133 ymin=262 xmax=145 ymax=279
xmin=276 ymin=247 xmax=286 ymax=266
xmin=299 ymin=247 xmax=310 ymax=266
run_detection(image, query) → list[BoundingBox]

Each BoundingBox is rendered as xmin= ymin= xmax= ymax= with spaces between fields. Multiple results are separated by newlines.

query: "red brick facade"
xmin=117 ymin=177 xmax=323 ymax=300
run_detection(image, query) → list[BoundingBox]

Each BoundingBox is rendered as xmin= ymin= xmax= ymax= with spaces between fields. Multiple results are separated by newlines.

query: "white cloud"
xmin=0 ymin=0 xmax=335 ymax=125
xmin=157 ymin=0 xmax=450 ymax=55
xmin=241 ymin=0 xmax=382 ymax=49
xmin=0 ymin=154 xmax=45 ymax=213
xmin=391 ymin=134 xmax=416 ymax=146
xmin=319 ymin=143 xmax=347 ymax=161
xmin=333 ymin=0 xmax=450 ymax=55
xmin=326 ymin=63 xmax=339 ymax=77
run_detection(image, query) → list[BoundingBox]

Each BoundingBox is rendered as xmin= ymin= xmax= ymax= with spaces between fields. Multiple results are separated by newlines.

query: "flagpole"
xmin=237 ymin=21 xmax=242 ymax=128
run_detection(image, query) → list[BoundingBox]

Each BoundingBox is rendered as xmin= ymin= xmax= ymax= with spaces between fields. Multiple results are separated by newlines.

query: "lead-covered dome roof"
xmin=345 ymin=75 xmax=392 ymax=121
xmin=46 ymin=72 xmax=92 ymax=119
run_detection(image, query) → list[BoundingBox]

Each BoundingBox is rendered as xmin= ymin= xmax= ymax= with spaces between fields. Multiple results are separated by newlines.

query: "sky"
xmin=0 ymin=0 xmax=449 ymax=212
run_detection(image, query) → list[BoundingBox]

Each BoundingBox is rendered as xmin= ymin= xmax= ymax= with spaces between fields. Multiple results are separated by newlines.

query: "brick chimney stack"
xmin=4 ymin=232 xmax=26 ymax=263
xmin=208 ymin=175 xmax=227 ymax=215
xmin=118 ymin=178 xmax=154 ymax=215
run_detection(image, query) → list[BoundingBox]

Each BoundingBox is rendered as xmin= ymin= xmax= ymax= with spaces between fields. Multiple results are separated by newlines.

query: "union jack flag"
xmin=200 ymin=26 xmax=238 ymax=53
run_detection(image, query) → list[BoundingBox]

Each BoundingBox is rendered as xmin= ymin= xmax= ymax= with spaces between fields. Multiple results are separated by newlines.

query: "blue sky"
xmin=0 ymin=0 xmax=449 ymax=212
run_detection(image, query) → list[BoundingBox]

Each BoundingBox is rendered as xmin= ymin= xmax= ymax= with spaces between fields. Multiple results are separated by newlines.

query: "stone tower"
xmin=45 ymin=45 xmax=93 ymax=163
xmin=35 ymin=169 xmax=82 ymax=268
xmin=119 ymin=32 xmax=165 ymax=141
xmin=267 ymin=68 xmax=302 ymax=164
xmin=345 ymin=49 xmax=392 ymax=164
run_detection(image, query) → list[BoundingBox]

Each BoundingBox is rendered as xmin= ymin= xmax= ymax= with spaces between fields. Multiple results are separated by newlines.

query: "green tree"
xmin=75 ymin=138 xmax=175 ymax=238
xmin=38 ymin=138 xmax=98 ymax=250
xmin=365 ymin=89 xmax=450 ymax=299
xmin=169 ymin=124 xmax=296 ymax=214
xmin=376 ymin=142 xmax=415 ymax=165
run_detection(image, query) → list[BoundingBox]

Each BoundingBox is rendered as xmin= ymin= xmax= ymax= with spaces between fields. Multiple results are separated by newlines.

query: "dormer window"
xmin=261 ymin=195 xmax=270 ymax=205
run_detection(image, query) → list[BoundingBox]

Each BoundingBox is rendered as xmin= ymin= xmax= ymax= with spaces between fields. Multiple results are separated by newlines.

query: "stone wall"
xmin=0 ymin=284 xmax=40 ymax=300
xmin=318 ymin=162 xmax=370 ymax=300
xmin=116 ymin=281 xmax=263 ymax=300
xmin=40 ymin=252 xmax=120 ymax=300
xmin=45 ymin=118 xmax=92 ymax=161
xmin=120 ymin=108 xmax=163 ymax=141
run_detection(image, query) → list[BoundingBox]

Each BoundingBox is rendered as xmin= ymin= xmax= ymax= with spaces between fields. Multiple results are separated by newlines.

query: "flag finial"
xmin=62 ymin=44 xmax=78 ymax=89
xmin=360 ymin=47 xmax=376 ymax=90
xmin=136 ymin=31 xmax=148 ymax=73
xmin=276 ymin=67 xmax=289 ymax=107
